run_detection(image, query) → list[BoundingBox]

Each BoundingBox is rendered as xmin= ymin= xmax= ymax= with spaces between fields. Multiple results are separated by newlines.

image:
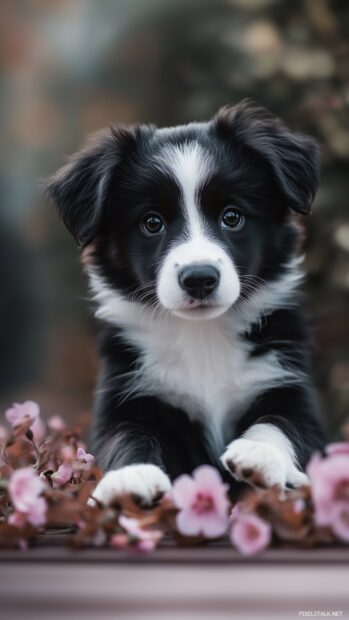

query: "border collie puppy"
xmin=47 ymin=100 xmax=326 ymax=506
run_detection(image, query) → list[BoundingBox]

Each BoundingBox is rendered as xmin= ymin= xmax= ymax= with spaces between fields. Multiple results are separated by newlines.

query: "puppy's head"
xmin=47 ymin=101 xmax=319 ymax=322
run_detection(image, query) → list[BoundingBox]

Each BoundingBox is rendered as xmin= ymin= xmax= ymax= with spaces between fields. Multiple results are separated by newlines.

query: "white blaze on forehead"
xmin=156 ymin=142 xmax=213 ymax=237
xmin=154 ymin=141 xmax=240 ymax=317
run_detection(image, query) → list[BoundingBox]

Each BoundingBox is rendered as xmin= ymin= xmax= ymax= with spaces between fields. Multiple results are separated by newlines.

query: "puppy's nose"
xmin=178 ymin=265 xmax=220 ymax=299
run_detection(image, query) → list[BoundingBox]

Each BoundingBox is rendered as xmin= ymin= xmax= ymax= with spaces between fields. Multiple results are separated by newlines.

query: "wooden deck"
xmin=1 ymin=539 xmax=348 ymax=620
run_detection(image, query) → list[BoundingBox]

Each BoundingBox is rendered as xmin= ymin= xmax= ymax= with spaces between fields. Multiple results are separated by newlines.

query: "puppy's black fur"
xmin=47 ymin=101 xmax=326 ymax=494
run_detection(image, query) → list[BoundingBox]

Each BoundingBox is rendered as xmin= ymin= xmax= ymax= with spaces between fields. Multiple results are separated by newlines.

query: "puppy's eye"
xmin=141 ymin=213 xmax=165 ymax=236
xmin=221 ymin=207 xmax=245 ymax=231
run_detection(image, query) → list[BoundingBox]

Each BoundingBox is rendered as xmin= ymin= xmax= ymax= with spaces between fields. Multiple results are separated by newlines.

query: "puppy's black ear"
xmin=46 ymin=127 xmax=136 ymax=247
xmin=213 ymin=100 xmax=319 ymax=215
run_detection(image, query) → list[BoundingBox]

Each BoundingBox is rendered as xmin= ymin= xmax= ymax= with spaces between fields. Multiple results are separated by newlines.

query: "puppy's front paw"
xmin=89 ymin=464 xmax=171 ymax=508
xmin=220 ymin=439 xmax=308 ymax=489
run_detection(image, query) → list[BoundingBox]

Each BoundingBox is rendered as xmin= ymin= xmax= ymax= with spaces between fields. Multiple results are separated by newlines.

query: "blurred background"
xmin=1 ymin=0 xmax=348 ymax=436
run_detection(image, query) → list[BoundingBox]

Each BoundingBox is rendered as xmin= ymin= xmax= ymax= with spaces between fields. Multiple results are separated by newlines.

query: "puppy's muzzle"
xmin=178 ymin=264 xmax=220 ymax=300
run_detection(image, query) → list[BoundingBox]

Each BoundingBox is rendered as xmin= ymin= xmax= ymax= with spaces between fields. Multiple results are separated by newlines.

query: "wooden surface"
xmin=1 ymin=540 xmax=348 ymax=620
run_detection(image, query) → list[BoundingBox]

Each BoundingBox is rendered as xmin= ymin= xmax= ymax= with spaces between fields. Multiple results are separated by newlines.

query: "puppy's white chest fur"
xmin=120 ymin=314 xmax=298 ymax=456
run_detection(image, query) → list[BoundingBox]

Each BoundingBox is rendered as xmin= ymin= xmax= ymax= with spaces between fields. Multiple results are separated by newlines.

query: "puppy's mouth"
xmin=184 ymin=298 xmax=213 ymax=309
xmin=171 ymin=298 xmax=230 ymax=320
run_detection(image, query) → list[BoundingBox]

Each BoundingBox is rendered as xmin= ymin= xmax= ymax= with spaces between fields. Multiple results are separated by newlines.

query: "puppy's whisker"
xmin=129 ymin=282 xmax=156 ymax=303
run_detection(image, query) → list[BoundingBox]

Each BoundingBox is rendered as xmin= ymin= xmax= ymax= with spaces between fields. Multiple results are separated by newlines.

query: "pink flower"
xmin=24 ymin=497 xmax=47 ymax=527
xmin=76 ymin=447 xmax=94 ymax=463
xmin=137 ymin=539 xmax=158 ymax=552
xmin=172 ymin=465 xmax=230 ymax=538
xmin=60 ymin=445 xmax=75 ymax=461
xmin=51 ymin=462 xmax=73 ymax=487
xmin=9 ymin=467 xmax=44 ymax=511
xmin=47 ymin=415 xmax=66 ymax=432
xmin=9 ymin=467 xmax=47 ymax=527
xmin=110 ymin=533 xmax=129 ymax=549
xmin=5 ymin=401 xmax=45 ymax=442
xmin=230 ymin=514 xmax=271 ymax=556
xmin=9 ymin=505 xmax=47 ymax=530
xmin=5 ymin=401 xmax=39 ymax=427
xmin=307 ymin=450 xmax=349 ymax=541
xmin=30 ymin=417 xmax=46 ymax=443
xmin=8 ymin=511 xmax=27 ymax=527
xmin=326 ymin=442 xmax=349 ymax=457
xmin=118 ymin=515 xmax=162 ymax=552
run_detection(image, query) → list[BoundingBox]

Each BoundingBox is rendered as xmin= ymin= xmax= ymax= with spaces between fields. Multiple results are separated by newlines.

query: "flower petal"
xmin=31 ymin=416 xmax=46 ymax=442
xmin=47 ymin=416 xmax=66 ymax=432
xmin=230 ymin=515 xmax=271 ymax=556
xmin=172 ymin=474 xmax=196 ymax=507
xmin=200 ymin=514 xmax=229 ymax=538
xmin=76 ymin=447 xmax=95 ymax=463
xmin=176 ymin=508 xmax=201 ymax=537
xmin=119 ymin=515 xmax=141 ymax=537
xmin=22 ymin=401 xmax=40 ymax=419
xmin=27 ymin=497 xmax=47 ymax=527
xmin=193 ymin=465 xmax=225 ymax=491
xmin=52 ymin=462 xmax=73 ymax=487
xmin=326 ymin=442 xmax=349 ymax=457
xmin=9 ymin=467 xmax=45 ymax=512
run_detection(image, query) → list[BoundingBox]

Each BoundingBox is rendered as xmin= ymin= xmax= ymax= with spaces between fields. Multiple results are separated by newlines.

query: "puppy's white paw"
xmin=220 ymin=438 xmax=309 ymax=489
xmin=89 ymin=464 xmax=171 ymax=508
